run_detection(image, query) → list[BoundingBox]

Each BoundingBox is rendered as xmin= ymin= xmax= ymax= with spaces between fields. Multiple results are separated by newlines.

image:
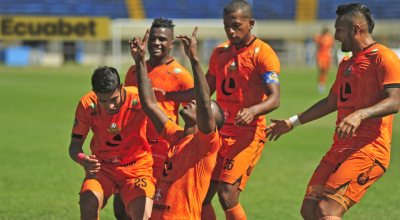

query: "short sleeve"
xmin=376 ymin=50 xmax=400 ymax=89
xmin=208 ymin=49 xmax=218 ymax=76
xmin=71 ymin=101 xmax=90 ymax=139
xmin=195 ymin=129 xmax=219 ymax=155
xmin=257 ymin=46 xmax=280 ymax=75
xmin=179 ymin=70 xmax=194 ymax=91
xmin=160 ymin=120 xmax=184 ymax=147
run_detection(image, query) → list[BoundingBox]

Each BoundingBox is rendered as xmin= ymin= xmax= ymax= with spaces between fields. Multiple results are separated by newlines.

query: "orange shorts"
xmin=148 ymin=139 xmax=169 ymax=180
xmin=211 ymin=134 xmax=265 ymax=191
xmin=305 ymin=147 xmax=389 ymax=210
xmin=80 ymin=165 xmax=156 ymax=213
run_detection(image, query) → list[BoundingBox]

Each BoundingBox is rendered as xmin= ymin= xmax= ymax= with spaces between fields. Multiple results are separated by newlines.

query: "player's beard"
xmin=341 ymin=32 xmax=354 ymax=52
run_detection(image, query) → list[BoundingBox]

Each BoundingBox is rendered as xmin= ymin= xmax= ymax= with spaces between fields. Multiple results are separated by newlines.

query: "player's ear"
xmin=249 ymin=19 xmax=255 ymax=30
xmin=170 ymin=40 xmax=175 ymax=50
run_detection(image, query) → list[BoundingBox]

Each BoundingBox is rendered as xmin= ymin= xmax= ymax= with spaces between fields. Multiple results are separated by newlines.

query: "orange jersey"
xmin=208 ymin=36 xmax=280 ymax=137
xmin=330 ymin=42 xmax=400 ymax=153
xmin=315 ymin=33 xmax=334 ymax=58
xmin=72 ymin=87 xmax=152 ymax=175
xmin=151 ymin=121 xmax=219 ymax=220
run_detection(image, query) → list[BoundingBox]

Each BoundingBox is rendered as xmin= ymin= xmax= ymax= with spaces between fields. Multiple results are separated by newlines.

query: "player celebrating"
xmin=114 ymin=17 xmax=194 ymax=220
xmin=266 ymin=3 xmax=400 ymax=220
xmin=69 ymin=66 xmax=155 ymax=220
xmin=154 ymin=1 xmax=281 ymax=219
xmin=129 ymin=27 xmax=225 ymax=220
xmin=314 ymin=28 xmax=334 ymax=94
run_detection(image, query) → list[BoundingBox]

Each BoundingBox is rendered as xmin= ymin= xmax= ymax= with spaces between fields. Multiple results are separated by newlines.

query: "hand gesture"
xmin=82 ymin=155 xmax=100 ymax=179
xmin=176 ymin=26 xmax=199 ymax=61
xmin=129 ymin=29 xmax=149 ymax=62
xmin=265 ymin=119 xmax=293 ymax=141
xmin=335 ymin=111 xmax=362 ymax=140
xmin=234 ymin=108 xmax=255 ymax=127
xmin=153 ymin=87 xmax=167 ymax=101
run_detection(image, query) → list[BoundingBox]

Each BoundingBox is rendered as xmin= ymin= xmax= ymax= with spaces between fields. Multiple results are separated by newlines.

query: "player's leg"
xmin=300 ymin=151 xmax=337 ymax=220
xmin=113 ymin=193 xmax=131 ymax=220
xmin=127 ymin=196 xmax=153 ymax=220
xmin=80 ymin=190 xmax=106 ymax=220
xmin=317 ymin=148 xmax=387 ymax=219
xmin=217 ymin=137 xmax=264 ymax=220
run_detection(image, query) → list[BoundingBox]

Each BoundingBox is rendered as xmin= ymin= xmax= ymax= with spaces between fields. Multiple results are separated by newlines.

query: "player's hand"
xmin=234 ymin=108 xmax=255 ymax=127
xmin=335 ymin=111 xmax=362 ymax=140
xmin=129 ymin=29 xmax=149 ymax=62
xmin=153 ymin=87 xmax=167 ymax=101
xmin=82 ymin=155 xmax=100 ymax=179
xmin=176 ymin=26 xmax=198 ymax=61
xmin=265 ymin=119 xmax=293 ymax=141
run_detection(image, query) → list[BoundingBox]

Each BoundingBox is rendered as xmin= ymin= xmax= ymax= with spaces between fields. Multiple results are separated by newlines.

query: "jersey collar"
xmin=363 ymin=41 xmax=378 ymax=51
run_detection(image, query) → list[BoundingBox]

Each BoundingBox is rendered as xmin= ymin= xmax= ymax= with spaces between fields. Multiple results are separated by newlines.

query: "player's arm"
xmin=266 ymin=91 xmax=338 ymax=141
xmin=69 ymin=137 xmax=100 ymax=175
xmin=153 ymin=71 xmax=216 ymax=103
xmin=235 ymin=81 xmax=280 ymax=127
xmin=177 ymin=26 xmax=215 ymax=134
xmin=335 ymin=87 xmax=400 ymax=140
xmin=129 ymin=29 xmax=169 ymax=134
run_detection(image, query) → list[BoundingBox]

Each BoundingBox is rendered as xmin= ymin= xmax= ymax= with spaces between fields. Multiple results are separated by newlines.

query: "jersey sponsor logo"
xmin=153 ymin=204 xmax=171 ymax=213
xmin=106 ymin=134 xmax=122 ymax=147
xmin=339 ymin=83 xmax=351 ymax=102
xmin=344 ymin=66 xmax=352 ymax=77
xmin=223 ymin=108 xmax=230 ymax=120
xmin=227 ymin=61 xmax=237 ymax=72
xmin=254 ymin=47 xmax=260 ymax=53
xmin=90 ymin=102 xmax=96 ymax=109
xmin=162 ymin=161 xmax=173 ymax=177
xmin=132 ymin=99 xmax=138 ymax=106
xmin=357 ymin=162 xmax=376 ymax=185
xmin=154 ymin=189 xmax=162 ymax=202
xmin=147 ymin=138 xmax=159 ymax=144
xmin=73 ymin=118 xmax=78 ymax=127
xmin=221 ymin=78 xmax=235 ymax=96
xmin=173 ymin=68 xmax=182 ymax=74
xmin=107 ymin=123 xmax=121 ymax=134
xmin=110 ymin=156 xmax=122 ymax=164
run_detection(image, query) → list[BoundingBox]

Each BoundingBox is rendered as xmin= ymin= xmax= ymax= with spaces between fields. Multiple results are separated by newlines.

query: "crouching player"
xmin=68 ymin=66 xmax=155 ymax=220
xmin=129 ymin=27 xmax=224 ymax=220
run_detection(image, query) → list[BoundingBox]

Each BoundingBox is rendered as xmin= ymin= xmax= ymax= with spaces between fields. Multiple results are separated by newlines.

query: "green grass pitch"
xmin=1 ymin=64 xmax=399 ymax=219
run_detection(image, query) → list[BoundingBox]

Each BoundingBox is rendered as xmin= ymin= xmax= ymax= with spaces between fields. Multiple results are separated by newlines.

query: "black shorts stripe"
xmin=71 ymin=133 xmax=83 ymax=139
xmin=384 ymin=84 xmax=400 ymax=89
xmin=375 ymin=159 xmax=386 ymax=172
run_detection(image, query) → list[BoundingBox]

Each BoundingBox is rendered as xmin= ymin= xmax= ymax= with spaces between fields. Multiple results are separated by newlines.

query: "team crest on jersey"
xmin=174 ymin=68 xmax=182 ymax=74
xmin=344 ymin=66 xmax=352 ymax=77
xmin=107 ymin=123 xmax=121 ymax=134
xmin=223 ymin=108 xmax=230 ymax=120
xmin=110 ymin=156 xmax=122 ymax=164
xmin=132 ymin=99 xmax=138 ymax=106
xmin=254 ymin=47 xmax=260 ymax=53
xmin=74 ymin=118 xmax=78 ymax=127
xmin=371 ymin=49 xmax=379 ymax=54
xmin=90 ymin=102 xmax=96 ymax=110
xmin=227 ymin=62 xmax=237 ymax=71
xmin=154 ymin=189 xmax=162 ymax=202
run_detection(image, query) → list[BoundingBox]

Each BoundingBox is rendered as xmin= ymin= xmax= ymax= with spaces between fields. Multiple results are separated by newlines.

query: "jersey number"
xmin=223 ymin=159 xmax=235 ymax=170
xmin=134 ymin=178 xmax=147 ymax=188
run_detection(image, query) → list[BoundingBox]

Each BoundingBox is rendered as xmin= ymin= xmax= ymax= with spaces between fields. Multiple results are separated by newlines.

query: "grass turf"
xmin=0 ymin=65 xmax=399 ymax=219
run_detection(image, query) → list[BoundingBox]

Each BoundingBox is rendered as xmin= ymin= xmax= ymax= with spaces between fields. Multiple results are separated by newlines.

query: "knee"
xmin=317 ymin=199 xmax=330 ymax=217
xmin=80 ymin=194 xmax=100 ymax=218
xmin=217 ymin=185 xmax=238 ymax=210
xmin=300 ymin=203 xmax=314 ymax=220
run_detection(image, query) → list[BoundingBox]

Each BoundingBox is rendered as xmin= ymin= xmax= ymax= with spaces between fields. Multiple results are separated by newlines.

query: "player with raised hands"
xmin=129 ymin=27 xmax=225 ymax=220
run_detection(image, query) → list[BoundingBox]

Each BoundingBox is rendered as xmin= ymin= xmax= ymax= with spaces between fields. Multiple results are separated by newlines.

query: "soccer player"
xmin=129 ymin=27 xmax=225 ymax=220
xmin=114 ymin=17 xmax=194 ymax=220
xmin=266 ymin=3 xmax=400 ymax=220
xmin=154 ymin=1 xmax=281 ymax=219
xmin=314 ymin=28 xmax=334 ymax=94
xmin=69 ymin=66 xmax=155 ymax=220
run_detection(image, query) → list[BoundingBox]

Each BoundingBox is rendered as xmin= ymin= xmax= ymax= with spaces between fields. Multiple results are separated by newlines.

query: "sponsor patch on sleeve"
xmin=261 ymin=71 xmax=280 ymax=85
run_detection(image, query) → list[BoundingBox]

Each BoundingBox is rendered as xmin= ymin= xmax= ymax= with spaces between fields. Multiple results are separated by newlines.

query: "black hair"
xmin=223 ymin=0 xmax=253 ymax=19
xmin=212 ymin=100 xmax=225 ymax=131
xmin=151 ymin=16 xmax=175 ymax=35
xmin=336 ymin=3 xmax=374 ymax=34
xmin=91 ymin=66 xmax=121 ymax=93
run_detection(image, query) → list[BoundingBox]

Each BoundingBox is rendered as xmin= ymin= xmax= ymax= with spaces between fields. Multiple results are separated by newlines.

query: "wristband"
xmin=77 ymin=153 xmax=85 ymax=166
xmin=289 ymin=115 xmax=301 ymax=128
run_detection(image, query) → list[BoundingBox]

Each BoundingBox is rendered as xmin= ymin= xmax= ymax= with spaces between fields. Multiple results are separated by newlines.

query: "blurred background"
xmin=1 ymin=0 xmax=400 ymax=219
